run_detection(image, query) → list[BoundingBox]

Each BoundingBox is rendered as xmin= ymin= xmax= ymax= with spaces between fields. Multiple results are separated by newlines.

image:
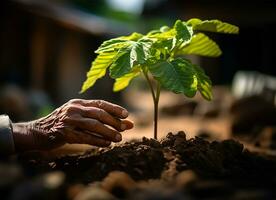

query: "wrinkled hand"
xmin=12 ymin=99 xmax=134 ymax=151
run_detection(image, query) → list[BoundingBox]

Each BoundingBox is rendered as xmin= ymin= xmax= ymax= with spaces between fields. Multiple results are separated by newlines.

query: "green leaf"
xmin=80 ymin=51 xmax=117 ymax=93
xmin=147 ymin=28 xmax=175 ymax=40
xmin=174 ymin=20 xmax=193 ymax=43
xmin=160 ymin=26 xmax=170 ymax=32
xmin=95 ymin=39 xmax=130 ymax=54
xmin=120 ymin=32 xmax=144 ymax=41
xmin=177 ymin=33 xmax=222 ymax=57
xmin=95 ymin=33 xmax=144 ymax=54
xmin=113 ymin=68 xmax=140 ymax=92
xmin=193 ymin=64 xmax=213 ymax=100
xmin=147 ymin=25 xmax=171 ymax=36
xmin=148 ymin=21 xmax=193 ymax=53
xmin=187 ymin=18 xmax=239 ymax=34
xmin=148 ymin=58 xmax=197 ymax=97
xmin=110 ymin=39 xmax=153 ymax=78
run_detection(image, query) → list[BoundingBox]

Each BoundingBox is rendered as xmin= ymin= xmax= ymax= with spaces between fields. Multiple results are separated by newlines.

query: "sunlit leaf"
xmin=120 ymin=32 xmax=144 ymax=41
xmin=113 ymin=68 xmax=141 ymax=92
xmin=95 ymin=39 xmax=129 ymax=54
xmin=193 ymin=64 xmax=213 ymax=100
xmin=147 ymin=28 xmax=175 ymax=40
xmin=177 ymin=33 xmax=222 ymax=57
xmin=109 ymin=39 xmax=153 ymax=78
xmin=147 ymin=25 xmax=171 ymax=36
xmin=80 ymin=51 xmax=117 ymax=93
xmin=187 ymin=18 xmax=239 ymax=34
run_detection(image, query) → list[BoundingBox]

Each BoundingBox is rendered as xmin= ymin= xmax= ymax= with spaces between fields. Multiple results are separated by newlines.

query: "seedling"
xmin=81 ymin=18 xmax=239 ymax=139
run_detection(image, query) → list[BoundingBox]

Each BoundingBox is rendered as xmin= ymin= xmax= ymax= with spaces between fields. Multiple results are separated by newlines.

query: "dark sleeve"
xmin=0 ymin=115 xmax=15 ymax=155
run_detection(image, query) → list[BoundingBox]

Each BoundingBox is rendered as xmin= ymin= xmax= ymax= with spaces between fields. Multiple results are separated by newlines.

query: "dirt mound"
xmin=22 ymin=131 xmax=276 ymax=188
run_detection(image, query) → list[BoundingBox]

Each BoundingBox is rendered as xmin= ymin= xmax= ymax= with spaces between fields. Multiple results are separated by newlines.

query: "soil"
xmin=11 ymin=131 xmax=276 ymax=200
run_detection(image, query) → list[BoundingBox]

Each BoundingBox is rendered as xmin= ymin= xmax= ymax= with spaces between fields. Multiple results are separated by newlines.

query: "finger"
xmin=65 ymin=117 xmax=122 ymax=142
xmin=76 ymin=100 xmax=129 ymax=119
xmin=81 ymin=106 xmax=125 ymax=131
xmin=63 ymin=128 xmax=111 ymax=147
xmin=121 ymin=119 xmax=134 ymax=130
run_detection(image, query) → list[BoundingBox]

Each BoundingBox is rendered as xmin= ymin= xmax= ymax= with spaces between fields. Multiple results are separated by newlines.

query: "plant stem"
xmin=154 ymin=82 xmax=161 ymax=140
xmin=143 ymin=69 xmax=156 ymax=100
xmin=143 ymin=69 xmax=161 ymax=140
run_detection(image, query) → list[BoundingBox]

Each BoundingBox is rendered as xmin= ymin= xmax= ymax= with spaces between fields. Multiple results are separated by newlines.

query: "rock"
xmin=175 ymin=170 xmax=198 ymax=187
xmin=41 ymin=171 xmax=65 ymax=189
xmin=74 ymin=186 xmax=117 ymax=200
xmin=101 ymin=171 xmax=136 ymax=198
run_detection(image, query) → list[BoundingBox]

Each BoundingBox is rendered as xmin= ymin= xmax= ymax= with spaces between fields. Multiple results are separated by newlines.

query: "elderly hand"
xmin=12 ymin=99 xmax=134 ymax=151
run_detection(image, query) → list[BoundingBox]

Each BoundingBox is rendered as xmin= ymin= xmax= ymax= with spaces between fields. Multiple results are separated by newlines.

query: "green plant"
xmin=81 ymin=18 xmax=239 ymax=139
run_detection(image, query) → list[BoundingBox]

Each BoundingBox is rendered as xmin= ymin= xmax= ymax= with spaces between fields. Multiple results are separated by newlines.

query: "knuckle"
xmin=94 ymin=100 xmax=106 ymax=108
xmin=63 ymin=105 xmax=78 ymax=115
xmin=80 ymin=106 xmax=89 ymax=116
xmin=96 ymin=109 xmax=105 ymax=121
xmin=90 ymin=119 xmax=100 ymax=129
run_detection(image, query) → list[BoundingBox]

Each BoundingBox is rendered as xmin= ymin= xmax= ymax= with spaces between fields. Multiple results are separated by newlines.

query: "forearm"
xmin=0 ymin=114 xmax=38 ymax=154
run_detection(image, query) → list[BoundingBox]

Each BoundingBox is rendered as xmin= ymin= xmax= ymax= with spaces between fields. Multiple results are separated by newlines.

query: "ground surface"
xmin=1 ymin=87 xmax=276 ymax=199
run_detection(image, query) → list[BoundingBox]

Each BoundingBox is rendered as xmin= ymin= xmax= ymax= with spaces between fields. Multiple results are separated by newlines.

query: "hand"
xmin=12 ymin=99 xmax=134 ymax=151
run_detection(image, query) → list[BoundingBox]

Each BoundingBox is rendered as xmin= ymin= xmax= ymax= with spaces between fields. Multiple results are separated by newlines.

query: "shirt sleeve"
xmin=0 ymin=115 xmax=15 ymax=155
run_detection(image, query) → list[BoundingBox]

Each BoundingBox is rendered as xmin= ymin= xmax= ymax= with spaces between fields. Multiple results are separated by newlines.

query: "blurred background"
xmin=1 ymin=0 xmax=276 ymax=142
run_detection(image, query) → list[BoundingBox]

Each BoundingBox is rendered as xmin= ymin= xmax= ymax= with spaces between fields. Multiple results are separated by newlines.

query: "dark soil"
xmin=11 ymin=131 xmax=276 ymax=200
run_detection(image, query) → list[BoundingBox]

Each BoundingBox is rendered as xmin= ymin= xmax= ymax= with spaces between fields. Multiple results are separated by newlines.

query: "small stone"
xmin=74 ymin=186 xmax=116 ymax=200
xmin=101 ymin=171 xmax=136 ymax=198
xmin=175 ymin=170 xmax=198 ymax=187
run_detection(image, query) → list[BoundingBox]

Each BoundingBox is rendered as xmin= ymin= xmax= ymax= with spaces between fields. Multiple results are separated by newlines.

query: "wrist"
xmin=12 ymin=122 xmax=36 ymax=152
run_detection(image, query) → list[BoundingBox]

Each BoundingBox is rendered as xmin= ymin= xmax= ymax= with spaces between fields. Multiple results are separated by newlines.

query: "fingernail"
xmin=122 ymin=110 xmax=128 ymax=118
xmin=115 ymin=134 xmax=122 ymax=141
xmin=121 ymin=123 xmax=126 ymax=130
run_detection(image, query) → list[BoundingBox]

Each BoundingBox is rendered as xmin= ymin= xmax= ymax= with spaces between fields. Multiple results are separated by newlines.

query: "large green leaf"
xmin=187 ymin=18 xmax=239 ymax=34
xmin=193 ymin=64 xmax=213 ymax=100
xmin=80 ymin=51 xmax=117 ymax=93
xmin=177 ymin=33 xmax=222 ymax=57
xmin=109 ymin=39 xmax=153 ymax=78
xmin=148 ymin=58 xmax=197 ymax=97
xmin=113 ymin=68 xmax=140 ymax=92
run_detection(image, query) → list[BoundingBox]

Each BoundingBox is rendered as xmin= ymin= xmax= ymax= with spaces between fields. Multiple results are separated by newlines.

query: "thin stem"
xmin=153 ymin=82 xmax=161 ymax=140
xmin=142 ymin=69 xmax=161 ymax=140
